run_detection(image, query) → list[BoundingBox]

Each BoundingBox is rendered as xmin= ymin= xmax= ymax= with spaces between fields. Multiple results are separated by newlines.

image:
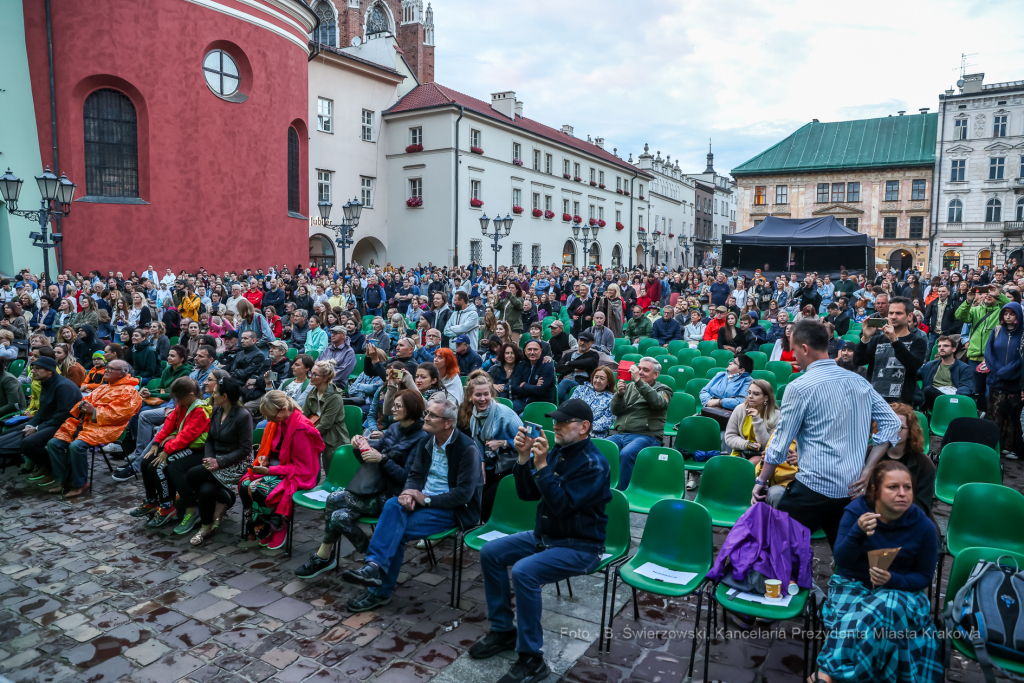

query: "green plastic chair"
xmin=697 ymin=340 xmax=718 ymax=357
xmin=496 ymin=397 xmax=513 ymax=409
xmin=592 ymin=490 xmax=633 ymax=653
xmin=789 ymin=371 xmax=804 ymax=383
xmin=744 ymin=351 xmax=767 ymax=370
xmin=658 ymin=375 xmax=677 ymax=392
xmin=841 ymin=334 xmax=860 ymax=344
xmin=614 ymin=345 xmax=638 ymax=361
xmin=518 ymin=333 xmax=533 ymax=350
xmin=667 ymin=340 xmax=688 ymax=356
xmin=759 ymin=343 xmax=775 ymax=355
xmin=693 ymin=456 xmax=755 ymax=527
xmin=684 ymin=379 xmax=710 ymax=408
xmin=350 ymin=354 xmax=364 ymax=380
xmin=609 ymin=499 xmax=712 ymax=676
xmin=344 ymin=405 xmax=363 ymax=440
xmin=293 ymin=445 xmax=361 ymax=511
xmin=622 ymin=447 xmax=687 ymax=513
xmin=941 ymin=548 xmax=1024 ymax=679
xmin=705 ymin=367 xmax=724 ymax=380
xmin=776 ymin=382 xmax=788 ymax=403
xmin=945 ymin=483 xmax=1024 ymax=558
xmin=638 ymin=338 xmax=660 ymax=354
xmin=168 ymin=336 xmax=179 ymax=345
xmin=286 ymin=348 xmax=298 ymax=361
xmin=668 ymin=365 xmax=695 ymax=387
xmin=522 ymin=402 xmax=557 ymax=430
xmin=461 ymin=376 xmax=469 ymax=386
xmin=252 ymin=427 xmax=264 ymax=448
xmin=934 ymin=442 xmax=1001 ymax=505
xmin=758 ymin=320 xmax=772 ymax=330
xmin=621 ymin=353 xmax=642 ymax=365
xmin=593 ymin=438 xmax=621 ymax=489
xmin=657 ymin=355 xmax=679 ymax=372
xmin=765 ymin=360 xmax=794 ymax=386
xmin=7 ymin=359 xmax=25 ymax=378
xmin=690 ymin=356 xmax=716 ymax=377
xmin=914 ymin=410 xmax=928 ymax=440
xmin=751 ymin=370 xmax=777 ymax=393
xmin=677 ymin=348 xmax=701 ymax=366
xmin=613 ymin=337 xmax=630 ymax=348
xmin=463 ymin=476 xmax=539 ymax=551
xmin=710 ymin=349 xmax=734 ymax=368
xmin=930 ymin=394 xmax=978 ymax=439
xmin=676 ymin=415 xmax=722 ymax=472
xmin=664 ymin=393 xmax=698 ymax=440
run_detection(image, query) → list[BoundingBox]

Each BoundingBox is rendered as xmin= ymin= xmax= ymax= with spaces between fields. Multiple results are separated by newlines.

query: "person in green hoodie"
xmin=129 ymin=327 xmax=160 ymax=381
xmin=955 ymin=283 xmax=1009 ymax=399
xmin=624 ymin=304 xmax=653 ymax=344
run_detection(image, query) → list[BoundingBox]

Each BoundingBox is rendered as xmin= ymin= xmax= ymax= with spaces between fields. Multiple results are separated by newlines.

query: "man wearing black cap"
xmin=216 ymin=331 xmax=241 ymax=368
xmin=454 ymin=334 xmax=482 ymax=376
xmin=554 ymin=331 xmax=599 ymax=399
xmin=470 ymin=398 xmax=611 ymax=683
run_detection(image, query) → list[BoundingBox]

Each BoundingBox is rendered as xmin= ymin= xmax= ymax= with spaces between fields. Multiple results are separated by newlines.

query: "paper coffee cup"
xmin=764 ymin=579 xmax=782 ymax=599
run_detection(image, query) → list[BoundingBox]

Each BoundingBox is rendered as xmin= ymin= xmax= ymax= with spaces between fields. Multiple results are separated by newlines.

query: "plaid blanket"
xmin=817 ymin=575 xmax=943 ymax=683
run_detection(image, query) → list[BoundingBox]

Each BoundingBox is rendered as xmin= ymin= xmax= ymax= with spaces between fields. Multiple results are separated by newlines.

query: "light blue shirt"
xmin=423 ymin=428 xmax=456 ymax=496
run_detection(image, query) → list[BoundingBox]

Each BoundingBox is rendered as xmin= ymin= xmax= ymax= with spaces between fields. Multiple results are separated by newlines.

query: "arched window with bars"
xmin=83 ymin=88 xmax=139 ymax=198
xmin=288 ymin=127 xmax=300 ymax=215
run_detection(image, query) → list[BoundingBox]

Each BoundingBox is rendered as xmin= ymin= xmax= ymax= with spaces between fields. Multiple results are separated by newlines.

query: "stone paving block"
xmin=193 ymin=599 xmax=240 ymax=622
xmin=159 ymin=619 xmax=219 ymax=650
xmin=174 ymin=592 xmax=222 ymax=615
xmin=226 ymin=572 xmax=270 ymax=590
xmin=65 ymin=623 xmax=104 ymax=642
xmin=134 ymin=652 xmax=204 ymax=683
xmin=240 ymin=658 xmax=280 ymax=682
xmin=125 ymin=638 xmax=172 ymax=666
xmin=231 ymin=585 xmax=284 ymax=609
xmin=331 ymin=649 xmax=394 ymax=680
xmin=260 ymin=647 xmax=300 ymax=669
xmin=374 ymin=661 xmax=436 ymax=683
xmin=4 ymin=658 xmax=77 ymax=683
xmin=79 ymin=654 xmax=134 ymax=683
xmin=259 ymin=597 xmax=313 ymax=621
xmin=270 ymin=655 xmax=320 ymax=682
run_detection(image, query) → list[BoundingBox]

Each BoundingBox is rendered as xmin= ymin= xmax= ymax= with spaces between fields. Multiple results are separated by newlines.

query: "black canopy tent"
xmin=721 ymin=216 xmax=875 ymax=277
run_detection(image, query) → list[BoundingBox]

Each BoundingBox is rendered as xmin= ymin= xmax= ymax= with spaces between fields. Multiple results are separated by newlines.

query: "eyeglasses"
xmin=423 ymin=412 xmax=446 ymax=422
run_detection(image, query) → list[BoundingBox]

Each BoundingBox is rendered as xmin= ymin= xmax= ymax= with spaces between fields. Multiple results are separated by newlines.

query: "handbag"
xmin=345 ymin=462 xmax=384 ymax=496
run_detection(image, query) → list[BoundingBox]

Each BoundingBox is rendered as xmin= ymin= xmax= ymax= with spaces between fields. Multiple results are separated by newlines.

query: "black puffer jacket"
xmin=371 ymin=418 xmax=428 ymax=498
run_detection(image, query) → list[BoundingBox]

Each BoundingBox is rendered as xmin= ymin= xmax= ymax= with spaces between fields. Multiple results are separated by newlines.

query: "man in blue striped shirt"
xmin=754 ymin=320 xmax=901 ymax=547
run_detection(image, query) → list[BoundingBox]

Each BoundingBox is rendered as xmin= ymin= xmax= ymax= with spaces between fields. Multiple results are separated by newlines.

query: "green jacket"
xmin=954 ymin=294 xmax=1009 ymax=360
xmin=151 ymin=363 xmax=193 ymax=401
xmin=499 ymin=295 xmax=524 ymax=332
xmin=609 ymin=378 xmax=673 ymax=438
xmin=303 ymin=382 xmax=349 ymax=452
xmin=624 ymin=316 xmax=653 ymax=341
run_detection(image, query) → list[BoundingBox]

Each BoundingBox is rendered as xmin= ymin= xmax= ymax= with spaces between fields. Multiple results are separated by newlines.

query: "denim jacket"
xmin=512 ymin=437 xmax=611 ymax=553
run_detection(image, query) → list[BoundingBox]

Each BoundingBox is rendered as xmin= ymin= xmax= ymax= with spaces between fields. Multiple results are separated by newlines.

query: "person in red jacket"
xmin=644 ymin=275 xmax=662 ymax=310
xmin=704 ymin=306 xmax=729 ymax=341
xmin=244 ymin=279 xmax=263 ymax=310
xmin=132 ymin=377 xmax=212 ymax=531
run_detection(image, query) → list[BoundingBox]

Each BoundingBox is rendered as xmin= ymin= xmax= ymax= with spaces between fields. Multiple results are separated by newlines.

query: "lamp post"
xmin=480 ymin=213 xmax=513 ymax=271
xmin=636 ymin=227 xmax=661 ymax=268
xmin=569 ymin=217 xmax=602 ymax=267
xmin=0 ymin=166 xmax=75 ymax=284
xmin=679 ymin=233 xmax=694 ymax=268
xmin=317 ymin=197 xmax=362 ymax=271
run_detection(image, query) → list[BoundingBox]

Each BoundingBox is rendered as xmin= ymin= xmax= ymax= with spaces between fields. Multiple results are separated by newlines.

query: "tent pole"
xmin=787 ymin=246 xmax=791 ymax=273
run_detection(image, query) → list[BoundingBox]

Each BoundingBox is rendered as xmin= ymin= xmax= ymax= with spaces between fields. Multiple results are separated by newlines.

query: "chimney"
xmin=811 ymin=118 xmax=819 ymax=123
xmin=897 ymin=111 xmax=905 ymax=116
xmin=490 ymin=91 xmax=516 ymax=119
xmin=961 ymin=73 xmax=984 ymax=94
xmin=514 ymin=100 xmax=523 ymax=118
xmin=595 ymin=137 xmax=605 ymax=149
xmin=638 ymin=143 xmax=653 ymax=171
xmin=919 ymin=107 xmax=930 ymax=115
xmin=561 ymin=125 xmax=574 ymax=137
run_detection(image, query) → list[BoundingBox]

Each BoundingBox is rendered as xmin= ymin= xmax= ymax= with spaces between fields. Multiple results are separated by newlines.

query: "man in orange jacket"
xmin=45 ymin=360 xmax=142 ymax=498
xmin=703 ymin=305 xmax=729 ymax=341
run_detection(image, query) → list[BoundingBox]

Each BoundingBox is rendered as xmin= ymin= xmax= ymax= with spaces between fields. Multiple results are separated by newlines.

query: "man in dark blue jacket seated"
xmin=510 ymin=340 xmax=555 ymax=414
xmin=918 ymin=335 xmax=973 ymax=413
xmin=454 ymin=334 xmax=482 ymax=376
xmin=470 ymin=399 xmax=611 ymax=683
xmin=651 ymin=306 xmax=682 ymax=347
xmin=765 ymin=310 xmax=789 ymax=343
xmin=339 ymin=395 xmax=482 ymax=612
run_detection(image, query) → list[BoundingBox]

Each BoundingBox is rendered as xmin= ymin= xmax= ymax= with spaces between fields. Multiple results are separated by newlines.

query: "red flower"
xmin=562 ymin=212 xmax=572 ymax=221
xmin=624 ymin=191 xmax=630 ymax=196
xmin=639 ymin=195 xmax=645 ymax=200
xmin=615 ymin=221 xmax=624 ymax=230
xmin=512 ymin=159 xmax=524 ymax=166
xmin=588 ymin=218 xmax=597 ymax=226
xmin=590 ymin=181 xmax=597 ymax=187
xmin=563 ymin=173 xmax=571 ymax=179
xmin=668 ymin=233 xmax=674 ymax=238
xmin=405 ymin=143 xmax=423 ymax=153
xmin=406 ymin=196 xmax=423 ymax=208
xmin=572 ymin=215 xmax=582 ymax=224
xmin=616 ymin=188 xmax=624 ymax=194
xmin=470 ymin=198 xmax=484 ymax=208
xmin=470 ymin=146 xmax=484 ymax=154
xmin=598 ymin=219 xmax=607 ymax=227
xmin=544 ymin=210 xmax=555 ymax=219
xmin=573 ymin=176 xmax=582 ymax=182
xmin=532 ymin=208 xmax=543 ymax=217
xmin=599 ymin=184 xmax=606 ymax=189
xmin=512 ymin=206 xmax=524 ymax=214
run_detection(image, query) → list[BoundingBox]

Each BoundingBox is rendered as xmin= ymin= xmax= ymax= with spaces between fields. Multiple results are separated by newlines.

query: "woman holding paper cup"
xmin=816 ymin=460 xmax=940 ymax=683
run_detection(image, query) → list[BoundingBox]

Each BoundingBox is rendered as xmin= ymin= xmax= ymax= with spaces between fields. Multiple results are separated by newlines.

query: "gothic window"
xmin=314 ymin=1 xmax=337 ymax=46
xmin=366 ymin=2 xmax=391 ymax=35
xmin=83 ymin=89 xmax=139 ymax=198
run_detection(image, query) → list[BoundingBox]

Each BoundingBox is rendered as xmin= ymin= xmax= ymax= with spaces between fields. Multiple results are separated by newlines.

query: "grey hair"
xmin=107 ymin=360 xmax=130 ymax=374
xmin=292 ymin=308 xmax=308 ymax=319
xmin=639 ymin=356 xmax=662 ymax=374
xmin=427 ymin=394 xmax=458 ymax=421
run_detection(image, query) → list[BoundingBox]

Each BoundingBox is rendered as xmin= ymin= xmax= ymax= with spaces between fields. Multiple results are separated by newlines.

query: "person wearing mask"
xmin=724 ymin=378 xmax=778 ymax=467
xmin=554 ymin=331 xmax=599 ymax=399
xmin=608 ymin=357 xmax=673 ymax=489
xmin=459 ymin=373 xmax=523 ymax=522
xmin=652 ymin=306 xmax=683 ymax=347
xmin=338 ymin=395 xmax=482 ymax=612
xmin=509 ymin=340 xmax=554 ymax=413
xmin=919 ymin=335 xmax=973 ymax=412
xmin=982 ymin=301 xmax=1024 ymax=459
xmin=454 ymin=335 xmax=483 ymax=376
xmin=854 ymin=296 xmax=927 ymax=405
xmin=470 ymin=399 xmax=609 ymax=683
xmin=624 ymin=304 xmax=652 ymax=343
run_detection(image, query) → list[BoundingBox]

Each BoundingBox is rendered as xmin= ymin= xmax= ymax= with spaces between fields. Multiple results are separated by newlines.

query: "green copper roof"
xmin=731 ymin=113 xmax=938 ymax=176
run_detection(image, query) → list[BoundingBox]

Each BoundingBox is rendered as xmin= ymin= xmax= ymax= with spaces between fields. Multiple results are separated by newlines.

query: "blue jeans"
xmin=607 ymin=433 xmax=661 ymax=490
xmin=556 ymin=378 xmax=579 ymax=402
xmin=47 ymin=438 xmax=90 ymax=488
xmin=480 ymin=531 xmax=599 ymax=655
xmin=365 ymin=497 xmax=457 ymax=597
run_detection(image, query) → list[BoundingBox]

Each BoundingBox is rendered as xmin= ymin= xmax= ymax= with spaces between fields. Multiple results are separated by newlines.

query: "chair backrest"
xmin=461 ymin=376 xmax=469 ymax=386
xmin=522 ymin=402 xmax=557 ymax=430
xmin=603 ymin=489 xmax=632 ymax=559
xmin=621 ymin=353 xmax=643 ymax=365
xmin=327 ymin=445 xmax=362 ymax=489
xmin=744 ymin=351 xmax=767 ymax=370
xmin=286 ymin=348 xmax=298 ymax=361
xmin=710 ymin=349 xmax=734 ymax=368
xmin=668 ymin=365 xmax=695 ymax=387
xmin=914 ymin=410 xmax=928 ymax=439
xmin=947 ymin=483 xmax=1024 ymax=557
xmin=694 ymin=455 xmax=756 ymax=516
xmin=665 ymin=392 xmax=697 ymax=424
xmin=684 ymin=379 xmax=710 ymax=406
xmin=168 ymin=336 xmax=179 ymax=345
xmin=519 ymin=333 xmax=533 ymax=350
xmin=765 ymin=360 xmax=794 ymax=385
xmin=776 ymin=382 xmax=788 ymax=403
xmin=496 ymin=397 xmax=513 ymax=409
xmin=658 ymin=375 xmax=677 ymax=391
xmin=7 ymin=359 xmax=25 ymax=378
xmin=635 ymin=498 xmax=713 ymax=572
xmin=841 ymin=334 xmax=860 ymax=344
xmin=676 ymin=347 xmax=701 ymax=366
xmin=758 ymin=320 xmax=772 ymax=330
xmin=485 ymin=474 xmax=541 ymax=535
xmin=252 ymin=428 xmax=264 ymax=449
xmin=638 ymin=338 xmax=660 ymax=354
xmin=676 ymin=415 xmax=722 ymax=453
xmin=593 ymin=438 xmax=621 ymax=489
xmin=350 ymin=355 xmax=365 ymax=377
xmin=751 ymin=370 xmax=777 ymax=392
xmin=146 ymin=378 xmax=162 ymax=390
xmin=625 ymin=447 xmax=686 ymax=501
xmin=657 ymin=355 xmax=679 ymax=372
xmin=932 ymin=395 xmax=978 ymax=435
xmin=690 ymin=356 xmax=716 ymax=377
xmin=759 ymin=342 xmax=775 ymax=355
xmin=697 ymin=340 xmax=718 ymax=356
xmin=667 ymin=340 xmax=688 ymax=356
xmin=614 ymin=345 xmax=639 ymax=361
xmin=934 ymin=442 xmax=1002 ymax=504
xmin=344 ymin=405 xmax=364 ymax=440
xmin=706 ymin=367 xmax=724 ymax=380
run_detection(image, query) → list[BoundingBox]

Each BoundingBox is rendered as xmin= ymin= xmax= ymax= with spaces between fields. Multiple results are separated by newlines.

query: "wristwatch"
xmin=423 ymin=496 xmax=431 ymax=507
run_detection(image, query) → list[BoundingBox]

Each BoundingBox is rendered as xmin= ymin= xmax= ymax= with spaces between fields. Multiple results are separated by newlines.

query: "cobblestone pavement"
xmin=0 ymin=448 xmax=1019 ymax=683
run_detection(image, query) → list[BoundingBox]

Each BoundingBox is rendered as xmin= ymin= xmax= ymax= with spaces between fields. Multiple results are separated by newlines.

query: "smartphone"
xmin=865 ymin=318 xmax=886 ymax=328
xmin=390 ymin=367 xmax=403 ymax=381
xmin=970 ymin=286 xmax=983 ymax=293
xmin=367 ymin=339 xmax=378 ymax=346
xmin=523 ymin=422 xmax=542 ymax=439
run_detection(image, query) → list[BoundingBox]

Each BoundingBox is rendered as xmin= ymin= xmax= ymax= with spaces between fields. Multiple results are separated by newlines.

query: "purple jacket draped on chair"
xmin=707 ymin=502 xmax=813 ymax=589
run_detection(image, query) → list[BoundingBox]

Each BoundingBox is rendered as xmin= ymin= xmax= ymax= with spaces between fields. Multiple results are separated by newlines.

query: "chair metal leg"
xmin=607 ymin=568 xmax=620 ymax=636
xmin=89 ymin=448 xmax=96 ymax=487
xmin=566 ymin=577 xmax=573 ymax=598
xmin=702 ymin=582 xmax=714 ymax=683
xmin=599 ymin=567 xmax=611 ymax=654
xmin=424 ymin=539 xmax=437 ymax=568
xmin=686 ymin=583 xmax=705 ymax=682
xmin=449 ymin=534 xmax=462 ymax=609
xmin=555 ymin=581 xmax=561 ymax=596
xmin=934 ymin=546 xmax=946 ymax=622
xmin=802 ymin=590 xmax=811 ymax=681
xmin=632 ymin=586 xmax=639 ymax=621
xmin=285 ymin=510 xmax=294 ymax=557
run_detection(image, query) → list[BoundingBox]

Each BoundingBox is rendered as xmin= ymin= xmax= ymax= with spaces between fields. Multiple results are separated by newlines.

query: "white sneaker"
xmin=102 ymin=443 xmax=123 ymax=454
xmin=686 ymin=475 xmax=698 ymax=491
xmin=1007 ymin=452 xmax=1019 ymax=460
xmin=415 ymin=539 xmax=426 ymax=549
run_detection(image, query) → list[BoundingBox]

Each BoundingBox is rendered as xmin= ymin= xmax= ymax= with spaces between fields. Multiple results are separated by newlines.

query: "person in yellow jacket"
xmin=754 ymin=431 xmax=799 ymax=508
xmin=179 ymin=285 xmax=202 ymax=322
xmin=45 ymin=360 xmax=142 ymax=498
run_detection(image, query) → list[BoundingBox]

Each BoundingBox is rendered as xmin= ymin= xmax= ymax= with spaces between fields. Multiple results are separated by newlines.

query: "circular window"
xmin=203 ymin=50 xmax=239 ymax=97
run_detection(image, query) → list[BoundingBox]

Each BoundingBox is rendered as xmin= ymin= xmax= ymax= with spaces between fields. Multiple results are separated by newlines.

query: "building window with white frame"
xmin=599 ymin=206 xmax=604 ymax=220
xmin=512 ymin=188 xmax=521 ymax=208
xmin=545 ymin=154 xmax=552 ymax=174
xmin=532 ymin=192 xmax=540 ymax=211
xmin=951 ymin=159 xmax=966 ymax=182
xmin=615 ymin=209 xmax=621 ymax=224
xmin=361 ymin=110 xmax=374 ymax=141
xmin=573 ymin=200 xmax=579 ymax=217
xmin=574 ymin=162 xmax=580 ymax=178
xmin=990 ymin=157 xmax=1005 ymax=180
xmin=361 ymin=177 xmax=374 ymax=208
xmin=563 ymin=198 xmax=570 ymax=215
xmin=589 ymin=168 xmax=596 ymax=183
xmin=410 ymin=127 xmax=422 ymax=145
xmin=317 ymin=170 xmax=332 ymax=203
xmin=544 ymin=196 xmax=551 ymax=212
xmin=533 ymin=149 xmax=541 ymax=171
xmin=512 ymin=242 xmax=522 ymax=267
xmin=948 ymin=198 xmax=963 ymax=223
xmin=513 ymin=142 xmax=521 ymax=163
xmin=775 ymin=185 xmax=788 ymax=204
xmin=616 ymin=177 xmax=621 ymax=191
xmin=531 ymin=244 xmax=541 ymax=267
xmin=471 ymin=180 xmax=481 ymax=202
xmin=954 ymin=118 xmax=968 ymax=140
xmin=986 ymin=197 xmax=1001 ymax=222
xmin=563 ymin=159 xmax=570 ymax=176
xmin=1017 ymin=197 xmax=1024 ymax=221
xmin=589 ymin=204 xmax=595 ymax=219
xmin=994 ymin=115 xmax=1007 ymax=138
xmin=409 ymin=178 xmax=422 ymax=199
xmin=599 ymin=171 xmax=604 ymax=186
xmin=317 ymin=97 xmax=333 ymax=133
xmin=471 ymin=129 xmax=481 ymax=149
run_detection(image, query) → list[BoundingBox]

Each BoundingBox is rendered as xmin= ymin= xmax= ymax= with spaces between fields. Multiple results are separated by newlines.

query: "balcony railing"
xmin=1005 ymin=221 xmax=1024 ymax=233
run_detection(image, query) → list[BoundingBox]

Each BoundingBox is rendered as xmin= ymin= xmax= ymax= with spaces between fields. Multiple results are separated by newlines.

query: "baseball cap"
xmin=269 ymin=340 xmax=288 ymax=351
xmin=454 ymin=334 xmax=471 ymax=345
xmin=544 ymin=398 xmax=594 ymax=424
xmin=578 ymin=330 xmax=596 ymax=342
xmin=223 ymin=331 xmax=239 ymax=340
xmin=715 ymin=305 xmax=728 ymax=313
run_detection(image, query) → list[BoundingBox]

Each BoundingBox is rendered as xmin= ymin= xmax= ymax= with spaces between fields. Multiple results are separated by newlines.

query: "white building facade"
xmin=931 ymin=73 xmax=1024 ymax=271
xmin=636 ymin=145 xmax=696 ymax=268
xmin=688 ymin=147 xmax=738 ymax=265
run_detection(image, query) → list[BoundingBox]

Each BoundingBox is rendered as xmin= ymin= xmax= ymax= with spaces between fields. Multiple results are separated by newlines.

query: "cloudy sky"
xmin=434 ymin=0 xmax=1024 ymax=177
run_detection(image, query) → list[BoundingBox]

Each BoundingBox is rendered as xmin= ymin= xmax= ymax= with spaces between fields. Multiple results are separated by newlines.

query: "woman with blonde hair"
xmin=459 ymin=371 xmax=522 ymax=521
xmin=303 ymin=358 xmax=348 ymax=473
xmin=494 ymin=320 xmax=514 ymax=348
xmin=54 ymin=343 xmax=87 ymax=387
xmin=594 ymin=283 xmax=624 ymax=339
xmin=239 ymin=390 xmax=323 ymax=549
xmin=724 ymin=378 xmax=779 ymax=466
xmin=71 ymin=295 xmax=99 ymax=331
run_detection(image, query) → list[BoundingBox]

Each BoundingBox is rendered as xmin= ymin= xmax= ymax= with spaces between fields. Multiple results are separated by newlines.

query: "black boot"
xmin=497 ymin=653 xmax=549 ymax=683
xmin=468 ymin=629 xmax=517 ymax=659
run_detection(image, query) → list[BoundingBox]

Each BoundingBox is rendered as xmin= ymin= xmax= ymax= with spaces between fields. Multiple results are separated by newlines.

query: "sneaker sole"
xmin=266 ymin=536 xmax=288 ymax=550
xmin=111 ymin=473 xmax=135 ymax=482
xmin=347 ymin=595 xmax=391 ymax=613
xmin=521 ymin=664 xmax=551 ymax=683
xmin=147 ymin=514 xmax=177 ymax=529
xmin=296 ymin=559 xmax=338 ymax=580
xmin=340 ymin=570 xmax=383 ymax=588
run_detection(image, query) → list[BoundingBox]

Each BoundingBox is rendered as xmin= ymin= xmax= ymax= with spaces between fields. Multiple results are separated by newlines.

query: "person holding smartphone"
xmin=854 ymin=296 xmax=926 ymax=405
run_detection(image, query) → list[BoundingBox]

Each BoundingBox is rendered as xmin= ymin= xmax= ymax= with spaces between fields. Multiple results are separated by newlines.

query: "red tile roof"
xmin=384 ymin=83 xmax=653 ymax=178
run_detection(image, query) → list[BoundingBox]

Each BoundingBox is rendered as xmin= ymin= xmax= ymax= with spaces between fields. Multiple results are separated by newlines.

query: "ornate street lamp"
xmin=481 ymin=212 xmax=514 ymax=271
xmin=318 ymin=196 xmax=361 ymax=270
xmin=569 ymin=221 xmax=601 ymax=267
xmin=0 ymin=166 xmax=76 ymax=284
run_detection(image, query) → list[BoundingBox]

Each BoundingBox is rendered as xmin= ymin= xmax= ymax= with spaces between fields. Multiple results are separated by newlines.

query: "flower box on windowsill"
xmin=563 ymin=173 xmax=571 ymax=180
xmin=573 ymin=176 xmax=582 ymax=182
xmin=588 ymin=218 xmax=597 ymax=226
xmin=590 ymin=181 xmax=597 ymax=187
xmin=572 ymin=215 xmax=582 ymax=224
xmin=405 ymin=143 xmax=423 ymax=153
xmin=470 ymin=146 xmax=484 ymax=155
xmin=599 ymin=184 xmax=606 ymax=189
xmin=598 ymin=219 xmax=606 ymax=227
xmin=624 ymin=191 xmax=631 ymax=196
xmin=470 ymin=198 xmax=484 ymax=208
xmin=512 ymin=159 xmax=523 ymax=166
xmin=512 ymin=206 xmax=524 ymax=215
xmin=616 ymin=189 xmax=624 ymax=194
xmin=562 ymin=213 xmax=572 ymax=222
xmin=406 ymin=197 xmax=423 ymax=208
xmin=615 ymin=221 xmax=625 ymax=230
xmin=532 ymin=208 xmax=543 ymax=218
xmin=639 ymin=195 xmax=645 ymax=200
xmin=544 ymin=210 xmax=555 ymax=219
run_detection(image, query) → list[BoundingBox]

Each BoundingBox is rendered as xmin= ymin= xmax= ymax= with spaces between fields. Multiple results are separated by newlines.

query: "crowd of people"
xmin=0 ymin=256 xmax=1019 ymax=683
